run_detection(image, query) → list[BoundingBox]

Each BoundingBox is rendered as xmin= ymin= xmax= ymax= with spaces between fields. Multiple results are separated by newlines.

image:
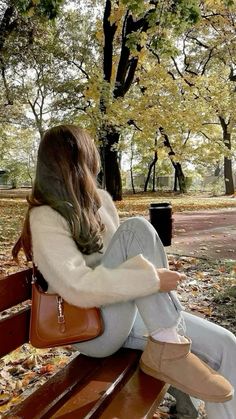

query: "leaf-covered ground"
xmin=169 ymin=255 xmax=236 ymax=335
xmin=115 ymin=191 xmax=236 ymax=218
xmin=0 ymin=198 xmax=28 ymax=278
xmin=0 ymin=345 xmax=78 ymax=415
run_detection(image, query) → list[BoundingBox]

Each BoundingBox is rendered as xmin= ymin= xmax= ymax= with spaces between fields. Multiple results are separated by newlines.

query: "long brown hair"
xmin=12 ymin=125 xmax=104 ymax=261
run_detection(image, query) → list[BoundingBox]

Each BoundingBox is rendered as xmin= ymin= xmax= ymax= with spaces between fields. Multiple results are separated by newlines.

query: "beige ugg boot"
xmin=140 ymin=336 xmax=233 ymax=402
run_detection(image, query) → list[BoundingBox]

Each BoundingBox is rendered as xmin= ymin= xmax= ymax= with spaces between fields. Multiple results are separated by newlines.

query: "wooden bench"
xmin=0 ymin=268 xmax=168 ymax=419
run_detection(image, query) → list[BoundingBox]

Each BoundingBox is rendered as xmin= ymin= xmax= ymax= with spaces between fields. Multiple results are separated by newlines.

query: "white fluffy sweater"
xmin=30 ymin=189 xmax=160 ymax=308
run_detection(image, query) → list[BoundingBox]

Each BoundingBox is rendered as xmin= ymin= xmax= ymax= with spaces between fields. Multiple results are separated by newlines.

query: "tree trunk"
xmin=159 ymin=127 xmax=187 ymax=193
xmin=214 ymin=162 xmax=221 ymax=177
xmin=174 ymin=171 xmax=178 ymax=192
xmin=99 ymin=127 xmax=122 ymax=201
xmin=219 ymin=116 xmax=234 ymax=195
xmin=144 ymin=150 xmax=158 ymax=192
xmin=152 ymin=136 xmax=158 ymax=192
xmin=224 ymin=156 xmax=234 ymax=195
xmin=130 ymin=135 xmax=136 ymax=194
xmin=152 ymin=157 xmax=156 ymax=192
xmin=175 ymin=163 xmax=187 ymax=193
xmin=144 ymin=136 xmax=158 ymax=192
xmin=130 ymin=166 xmax=135 ymax=194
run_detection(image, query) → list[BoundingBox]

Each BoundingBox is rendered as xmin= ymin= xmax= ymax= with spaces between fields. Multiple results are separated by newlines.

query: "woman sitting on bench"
xmin=13 ymin=125 xmax=236 ymax=419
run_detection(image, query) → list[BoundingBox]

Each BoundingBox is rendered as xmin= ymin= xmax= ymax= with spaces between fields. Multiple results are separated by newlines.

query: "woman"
xmin=13 ymin=125 xmax=236 ymax=419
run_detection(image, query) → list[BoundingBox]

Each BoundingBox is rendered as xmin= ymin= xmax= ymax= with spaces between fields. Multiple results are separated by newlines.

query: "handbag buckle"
xmin=57 ymin=296 xmax=65 ymax=324
xmin=58 ymin=315 xmax=65 ymax=323
xmin=31 ymin=275 xmax=36 ymax=284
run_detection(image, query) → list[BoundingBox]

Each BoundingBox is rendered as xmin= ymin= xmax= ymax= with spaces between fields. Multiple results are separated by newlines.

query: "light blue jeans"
xmin=75 ymin=217 xmax=236 ymax=419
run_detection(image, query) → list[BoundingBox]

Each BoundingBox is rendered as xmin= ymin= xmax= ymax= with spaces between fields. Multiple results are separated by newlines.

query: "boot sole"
xmin=140 ymin=360 xmax=233 ymax=403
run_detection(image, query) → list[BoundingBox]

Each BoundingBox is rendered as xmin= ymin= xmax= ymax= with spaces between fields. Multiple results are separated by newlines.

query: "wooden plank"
xmin=0 ymin=269 xmax=32 ymax=311
xmin=146 ymin=384 xmax=170 ymax=419
xmin=48 ymin=349 xmax=141 ymax=419
xmin=0 ymin=308 xmax=30 ymax=357
xmin=7 ymin=354 xmax=101 ymax=419
xmin=100 ymin=369 xmax=168 ymax=419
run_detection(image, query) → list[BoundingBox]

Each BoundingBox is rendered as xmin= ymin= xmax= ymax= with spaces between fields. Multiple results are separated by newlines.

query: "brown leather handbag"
xmin=29 ymin=267 xmax=104 ymax=348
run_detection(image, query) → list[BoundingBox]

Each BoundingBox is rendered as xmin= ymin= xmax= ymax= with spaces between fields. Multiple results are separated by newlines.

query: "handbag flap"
xmin=30 ymin=279 xmax=103 ymax=348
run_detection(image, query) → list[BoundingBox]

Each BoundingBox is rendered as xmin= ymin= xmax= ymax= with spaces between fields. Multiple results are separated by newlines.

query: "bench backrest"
xmin=0 ymin=268 xmax=32 ymax=357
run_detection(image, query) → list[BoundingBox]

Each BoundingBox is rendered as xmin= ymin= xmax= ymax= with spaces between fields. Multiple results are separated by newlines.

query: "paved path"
xmin=167 ymin=208 xmax=236 ymax=260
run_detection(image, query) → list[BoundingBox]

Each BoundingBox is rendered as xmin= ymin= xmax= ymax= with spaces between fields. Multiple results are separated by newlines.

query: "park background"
xmin=0 ymin=0 xmax=235 ymax=199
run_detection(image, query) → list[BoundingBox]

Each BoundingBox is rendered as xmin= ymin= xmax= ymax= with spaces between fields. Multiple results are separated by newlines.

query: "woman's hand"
xmin=157 ymin=268 xmax=186 ymax=292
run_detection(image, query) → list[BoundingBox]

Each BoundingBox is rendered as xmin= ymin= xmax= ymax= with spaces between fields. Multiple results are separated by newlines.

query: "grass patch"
xmin=116 ymin=191 xmax=236 ymax=217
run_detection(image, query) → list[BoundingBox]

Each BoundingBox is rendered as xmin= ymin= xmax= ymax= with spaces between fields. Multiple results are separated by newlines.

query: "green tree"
xmin=0 ymin=124 xmax=37 ymax=187
xmin=167 ymin=0 xmax=236 ymax=194
xmin=97 ymin=0 xmax=200 ymax=199
xmin=0 ymin=1 xmax=64 ymax=183
xmin=0 ymin=0 xmax=64 ymax=114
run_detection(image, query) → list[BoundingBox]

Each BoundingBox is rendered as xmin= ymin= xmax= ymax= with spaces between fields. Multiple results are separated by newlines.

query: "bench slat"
xmin=47 ymin=348 xmax=141 ymax=419
xmin=100 ymin=369 xmax=168 ymax=419
xmin=0 ymin=269 xmax=31 ymax=311
xmin=0 ymin=308 xmax=30 ymax=357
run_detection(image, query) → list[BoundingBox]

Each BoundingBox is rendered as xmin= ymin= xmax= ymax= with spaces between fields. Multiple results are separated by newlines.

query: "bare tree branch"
xmin=171 ymin=56 xmax=195 ymax=87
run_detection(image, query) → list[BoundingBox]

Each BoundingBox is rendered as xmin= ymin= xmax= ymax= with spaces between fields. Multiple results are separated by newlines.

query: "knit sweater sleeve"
xmin=30 ymin=206 xmax=160 ymax=308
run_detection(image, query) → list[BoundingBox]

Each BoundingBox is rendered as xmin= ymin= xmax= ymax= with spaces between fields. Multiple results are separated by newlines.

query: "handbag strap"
xmin=32 ymin=263 xmax=48 ymax=292
xmin=32 ymin=263 xmax=37 ymax=284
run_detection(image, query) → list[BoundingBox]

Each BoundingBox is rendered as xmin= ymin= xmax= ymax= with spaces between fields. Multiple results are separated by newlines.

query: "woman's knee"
xmin=75 ymin=339 xmax=124 ymax=358
xmin=118 ymin=216 xmax=167 ymax=267
xmin=75 ymin=303 xmax=137 ymax=358
xmin=120 ymin=216 xmax=156 ymax=237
